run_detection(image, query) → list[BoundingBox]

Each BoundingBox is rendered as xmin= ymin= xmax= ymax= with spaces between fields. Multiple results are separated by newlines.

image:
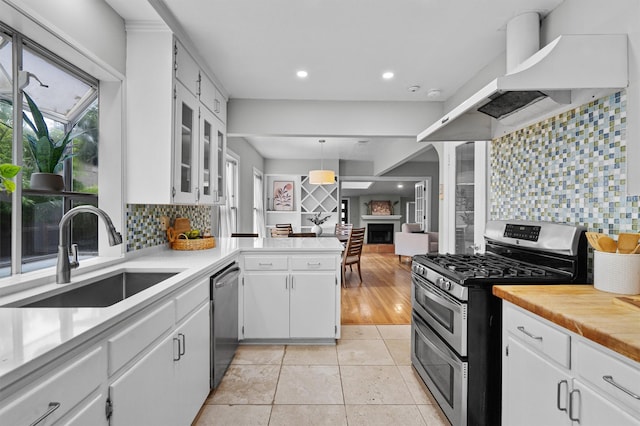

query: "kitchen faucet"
xmin=56 ymin=205 xmax=123 ymax=284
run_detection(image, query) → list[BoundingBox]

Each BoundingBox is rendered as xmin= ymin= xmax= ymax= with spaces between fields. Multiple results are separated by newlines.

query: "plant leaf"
xmin=22 ymin=92 xmax=50 ymax=140
xmin=0 ymin=163 xmax=21 ymax=178
xmin=2 ymin=178 xmax=16 ymax=193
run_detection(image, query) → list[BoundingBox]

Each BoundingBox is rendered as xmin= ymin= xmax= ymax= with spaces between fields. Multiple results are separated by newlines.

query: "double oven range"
xmin=411 ymin=220 xmax=588 ymax=426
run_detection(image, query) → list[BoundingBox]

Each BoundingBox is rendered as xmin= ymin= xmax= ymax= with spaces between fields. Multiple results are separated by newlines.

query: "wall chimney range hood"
xmin=417 ymin=34 xmax=628 ymax=142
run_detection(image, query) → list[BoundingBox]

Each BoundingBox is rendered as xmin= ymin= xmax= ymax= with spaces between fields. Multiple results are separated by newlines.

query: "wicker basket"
xmin=171 ymin=235 xmax=215 ymax=251
xmin=167 ymin=226 xmax=215 ymax=250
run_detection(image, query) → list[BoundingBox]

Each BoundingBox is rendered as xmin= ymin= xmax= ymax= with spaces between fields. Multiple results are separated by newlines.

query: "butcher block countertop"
xmin=493 ymin=285 xmax=640 ymax=363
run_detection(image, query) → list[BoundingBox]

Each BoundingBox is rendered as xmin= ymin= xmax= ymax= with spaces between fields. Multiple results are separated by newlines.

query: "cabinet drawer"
xmin=575 ymin=340 xmax=640 ymax=414
xmin=505 ymin=304 xmax=570 ymax=368
xmin=0 ymin=347 xmax=104 ymax=426
xmin=108 ymin=301 xmax=174 ymax=375
xmin=243 ymin=256 xmax=288 ymax=271
xmin=175 ymin=277 xmax=209 ymax=322
xmin=290 ymin=256 xmax=336 ymax=271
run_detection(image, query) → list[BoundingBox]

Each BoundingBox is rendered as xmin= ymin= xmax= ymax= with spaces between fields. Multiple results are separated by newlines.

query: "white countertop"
xmin=0 ymin=237 xmax=343 ymax=393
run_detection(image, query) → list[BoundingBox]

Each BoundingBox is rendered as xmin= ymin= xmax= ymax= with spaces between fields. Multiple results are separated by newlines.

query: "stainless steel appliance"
xmin=210 ymin=262 xmax=241 ymax=389
xmin=411 ymin=220 xmax=588 ymax=426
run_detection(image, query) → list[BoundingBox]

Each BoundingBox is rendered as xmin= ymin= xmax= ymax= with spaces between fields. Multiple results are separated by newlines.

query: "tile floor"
xmin=194 ymin=325 xmax=450 ymax=425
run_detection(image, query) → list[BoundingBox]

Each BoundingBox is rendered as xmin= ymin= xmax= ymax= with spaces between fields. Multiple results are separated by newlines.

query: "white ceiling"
xmin=105 ymin=0 xmax=564 ymax=166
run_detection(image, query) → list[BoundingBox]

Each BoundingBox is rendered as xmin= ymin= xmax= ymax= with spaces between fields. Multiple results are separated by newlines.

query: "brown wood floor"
xmin=341 ymin=250 xmax=412 ymax=325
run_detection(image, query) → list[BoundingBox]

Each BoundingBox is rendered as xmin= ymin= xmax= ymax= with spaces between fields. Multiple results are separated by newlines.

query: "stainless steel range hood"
xmin=417 ymin=34 xmax=628 ymax=142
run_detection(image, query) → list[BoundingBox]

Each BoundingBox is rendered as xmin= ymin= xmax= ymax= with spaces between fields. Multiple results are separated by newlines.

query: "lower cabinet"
xmin=109 ymin=333 xmax=176 ymax=426
xmin=241 ymin=254 xmax=340 ymax=340
xmin=503 ymin=302 xmax=640 ymax=426
xmin=109 ymin=302 xmax=210 ymax=426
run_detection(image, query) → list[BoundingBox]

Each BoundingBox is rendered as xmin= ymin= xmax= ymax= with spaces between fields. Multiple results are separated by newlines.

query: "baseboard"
xmin=362 ymin=244 xmax=395 ymax=253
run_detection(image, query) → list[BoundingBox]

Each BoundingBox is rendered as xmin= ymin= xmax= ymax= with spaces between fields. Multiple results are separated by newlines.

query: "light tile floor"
xmin=194 ymin=325 xmax=450 ymax=425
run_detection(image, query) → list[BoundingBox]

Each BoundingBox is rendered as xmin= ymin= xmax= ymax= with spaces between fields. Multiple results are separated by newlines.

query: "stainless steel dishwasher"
xmin=210 ymin=262 xmax=241 ymax=389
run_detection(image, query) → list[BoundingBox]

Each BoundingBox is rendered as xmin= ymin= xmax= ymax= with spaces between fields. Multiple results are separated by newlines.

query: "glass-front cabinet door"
xmin=173 ymin=83 xmax=198 ymax=203
xmin=214 ymin=118 xmax=226 ymax=204
xmin=198 ymin=106 xmax=215 ymax=204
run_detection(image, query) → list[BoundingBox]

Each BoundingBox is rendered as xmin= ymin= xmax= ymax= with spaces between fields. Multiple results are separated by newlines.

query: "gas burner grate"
xmin=417 ymin=253 xmax=551 ymax=280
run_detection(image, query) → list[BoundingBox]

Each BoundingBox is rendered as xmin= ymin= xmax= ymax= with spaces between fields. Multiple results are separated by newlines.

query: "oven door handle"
xmin=413 ymin=314 xmax=465 ymax=369
xmin=414 ymin=275 xmax=463 ymax=314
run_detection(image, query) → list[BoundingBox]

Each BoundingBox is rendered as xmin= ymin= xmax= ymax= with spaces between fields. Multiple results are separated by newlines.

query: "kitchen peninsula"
xmin=0 ymin=237 xmax=343 ymax=426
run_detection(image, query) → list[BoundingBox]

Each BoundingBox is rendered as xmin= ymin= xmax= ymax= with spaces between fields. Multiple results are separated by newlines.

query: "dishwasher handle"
xmin=212 ymin=265 xmax=241 ymax=288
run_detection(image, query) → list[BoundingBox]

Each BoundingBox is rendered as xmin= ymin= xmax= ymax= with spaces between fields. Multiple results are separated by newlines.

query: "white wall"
xmin=1 ymin=0 xmax=126 ymax=79
xmin=227 ymin=137 xmax=265 ymax=233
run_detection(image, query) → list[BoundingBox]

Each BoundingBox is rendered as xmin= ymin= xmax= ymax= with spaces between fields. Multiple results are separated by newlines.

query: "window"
xmin=219 ymin=151 xmax=238 ymax=237
xmin=253 ymin=169 xmax=265 ymax=237
xmin=0 ymin=23 xmax=99 ymax=277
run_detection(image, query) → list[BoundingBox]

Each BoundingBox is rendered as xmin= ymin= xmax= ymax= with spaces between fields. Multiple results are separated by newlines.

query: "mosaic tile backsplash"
xmin=126 ymin=204 xmax=213 ymax=252
xmin=490 ymin=91 xmax=638 ymax=233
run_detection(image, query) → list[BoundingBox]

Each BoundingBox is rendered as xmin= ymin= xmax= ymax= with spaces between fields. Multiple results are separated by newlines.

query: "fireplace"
xmin=367 ymin=223 xmax=394 ymax=244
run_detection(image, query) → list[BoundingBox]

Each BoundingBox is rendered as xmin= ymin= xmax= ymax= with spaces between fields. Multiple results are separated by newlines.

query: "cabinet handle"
xmin=291 ymin=276 xmax=295 ymax=289
xmin=285 ymin=276 xmax=288 ymax=289
xmin=173 ymin=336 xmax=181 ymax=361
xmin=556 ymin=380 xmax=568 ymax=412
xmin=179 ymin=333 xmax=186 ymax=356
xmin=307 ymin=262 xmax=321 ymax=266
xmin=568 ymin=389 xmax=580 ymax=422
xmin=29 ymin=402 xmax=60 ymax=426
xmin=603 ymin=375 xmax=640 ymax=399
xmin=517 ymin=326 xmax=543 ymax=341
xmin=259 ymin=262 xmax=273 ymax=266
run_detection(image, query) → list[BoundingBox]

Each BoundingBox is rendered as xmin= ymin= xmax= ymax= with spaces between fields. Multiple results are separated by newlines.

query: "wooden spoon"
xmin=631 ymin=244 xmax=640 ymax=254
xmin=598 ymin=235 xmax=618 ymax=253
xmin=617 ymin=233 xmax=640 ymax=254
xmin=585 ymin=232 xmax=603 ymax=251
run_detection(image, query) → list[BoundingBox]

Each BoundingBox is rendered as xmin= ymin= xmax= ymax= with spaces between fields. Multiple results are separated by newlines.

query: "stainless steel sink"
xmin=21 ymin=272 xmax=178 ymax=308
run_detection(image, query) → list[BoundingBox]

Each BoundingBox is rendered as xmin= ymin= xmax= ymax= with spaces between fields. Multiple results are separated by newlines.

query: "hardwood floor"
xmin=340 ymin=250 xmax=412 ymax=325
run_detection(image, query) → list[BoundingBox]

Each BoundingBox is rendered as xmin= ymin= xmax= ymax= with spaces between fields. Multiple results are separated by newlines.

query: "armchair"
xmin=394 ymin=223 xmax=438 ymax=262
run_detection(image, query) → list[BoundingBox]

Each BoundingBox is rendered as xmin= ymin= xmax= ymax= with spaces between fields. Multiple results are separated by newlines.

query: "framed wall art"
xmin=371 ymin=200 xmax=392 ymax=215
xmin=273 ymin=181 xmax=294 ymax=211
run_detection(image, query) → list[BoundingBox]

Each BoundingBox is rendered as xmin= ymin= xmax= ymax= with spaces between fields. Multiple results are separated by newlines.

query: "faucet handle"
xmin=69 ymin=244 xmax=79 ymax=269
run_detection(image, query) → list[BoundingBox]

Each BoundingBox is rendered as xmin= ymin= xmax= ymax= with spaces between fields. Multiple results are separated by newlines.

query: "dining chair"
xmin=341 ymin=227 xmax=365 ymax=287
xmin=289 ymin=232 xmax=317 ymax=237
xmin=231 ymin=233 xmax=259 ymax=237
xmin=270 ymin=227 xmax=292 ymax=237
xmin=275 ymin=223 xmax=293 ymax=233
xmin=334 ymin=223 xmax=353 ymax=243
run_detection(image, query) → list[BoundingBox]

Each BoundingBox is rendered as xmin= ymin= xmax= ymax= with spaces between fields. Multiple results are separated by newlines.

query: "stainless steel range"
xmin=411 ymin=220 xmax=588 ymax=426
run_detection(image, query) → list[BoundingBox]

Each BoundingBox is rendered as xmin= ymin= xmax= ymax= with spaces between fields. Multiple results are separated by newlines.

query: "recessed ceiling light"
xmin=296 ymin=70 xmax=308 ymax=78
xmin=382 ymin=71 xmax=394 ymax=80
xmin=397 ymin=184 xmax=404 ymax=188
xmin=427 ymin=89 xmax=442 ymax=98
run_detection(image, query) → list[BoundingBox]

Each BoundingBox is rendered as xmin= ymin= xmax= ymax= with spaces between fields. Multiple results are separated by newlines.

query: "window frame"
xmin=0 ymin=22 xmax=100 ymax=277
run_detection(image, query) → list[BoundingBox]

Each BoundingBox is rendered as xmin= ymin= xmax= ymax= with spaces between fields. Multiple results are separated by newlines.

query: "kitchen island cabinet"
xmin=496 ymin=286 xmax=640 ymax=425
xmin=241 ymin=252 xmax=341 ymax=341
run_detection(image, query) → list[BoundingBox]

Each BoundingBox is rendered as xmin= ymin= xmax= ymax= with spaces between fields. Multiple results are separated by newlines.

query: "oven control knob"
xmin=444 ymin=281 xmax=452 ymax=291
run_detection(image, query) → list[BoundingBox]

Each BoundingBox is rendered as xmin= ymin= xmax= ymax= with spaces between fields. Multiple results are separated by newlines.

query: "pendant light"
xmin=309 ymin=139 xmax=336 ymax=185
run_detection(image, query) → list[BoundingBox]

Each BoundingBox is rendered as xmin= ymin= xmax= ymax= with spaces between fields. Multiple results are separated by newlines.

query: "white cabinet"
xmin=175 ymin=303 xmax=211 ymax=421
xmin=109 ymin=333 xmax=176 ymax=426
xmin=243 ymin=273 xmax=290 ymax=338
xmin=0 ymin=348 xmax=105 ymax=426
xmin=503 ymin=302 xmax=640 ymax=426
xmin=241 ymin=254 xmax=339 ymax=340
xmin=126 ymin=29 xmax=227 ymax=205
xmin=108 ymin=278 xmax=210 ymax=426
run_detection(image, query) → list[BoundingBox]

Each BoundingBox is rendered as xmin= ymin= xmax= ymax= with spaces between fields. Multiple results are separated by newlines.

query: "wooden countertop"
xmin=493 ymin=285 xmax=640 ymax=363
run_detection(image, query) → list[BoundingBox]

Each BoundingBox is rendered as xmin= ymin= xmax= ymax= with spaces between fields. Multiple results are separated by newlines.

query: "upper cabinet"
xmin=126 ymin=30 xmax=227 ymax=205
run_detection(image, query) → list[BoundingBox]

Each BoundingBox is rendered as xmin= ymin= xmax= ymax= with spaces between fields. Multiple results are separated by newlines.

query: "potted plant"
xmin=22 ymin=92 xmax=80 ymax=191
xmin=0 ymin=163 xmax=21 ymax=193
xmin=308 ymin=212 xmax=331 ymax=236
